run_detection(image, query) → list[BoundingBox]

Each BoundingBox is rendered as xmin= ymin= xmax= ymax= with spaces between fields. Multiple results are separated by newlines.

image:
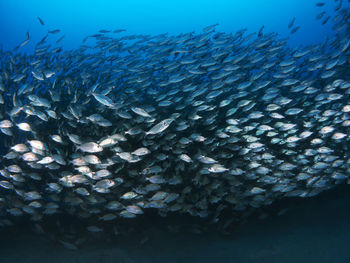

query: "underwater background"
xmin=1 ymin=0 xmax=350 ymax=262
xmin=0 ymin=0 xmax=346 ymax=51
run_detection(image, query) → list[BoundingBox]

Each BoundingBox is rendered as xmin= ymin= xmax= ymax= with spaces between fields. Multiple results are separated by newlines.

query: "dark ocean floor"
xmin=1 ymin=185 xmax=350 ymax=263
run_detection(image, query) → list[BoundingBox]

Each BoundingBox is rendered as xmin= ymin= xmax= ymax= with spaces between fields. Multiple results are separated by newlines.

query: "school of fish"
xmin=0 ymin=0 xmax=349 ymax=242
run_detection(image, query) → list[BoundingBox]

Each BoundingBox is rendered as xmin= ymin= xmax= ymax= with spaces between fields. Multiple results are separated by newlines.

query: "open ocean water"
xmin=0 ymin=0 xmax=350 ymax=262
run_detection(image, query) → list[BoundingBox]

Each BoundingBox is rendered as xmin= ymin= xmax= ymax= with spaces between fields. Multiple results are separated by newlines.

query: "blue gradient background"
xmin=0 ymin=0 xmax=346 ymax=52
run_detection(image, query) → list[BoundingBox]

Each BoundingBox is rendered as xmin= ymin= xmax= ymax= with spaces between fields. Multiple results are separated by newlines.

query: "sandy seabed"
xmin=1 ymin=186 xmax=350 ymax=263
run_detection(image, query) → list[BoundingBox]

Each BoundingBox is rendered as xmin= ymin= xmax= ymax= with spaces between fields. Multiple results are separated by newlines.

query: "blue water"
xmin=0 ymin=0 xmax=346 ymax=52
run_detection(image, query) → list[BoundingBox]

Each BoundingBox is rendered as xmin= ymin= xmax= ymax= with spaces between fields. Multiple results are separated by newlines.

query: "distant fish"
xmin=290 ymin=26 xmax=300 ymax=34
xmin=89 ymin=33 xmax=103 ymax=38
xmin=37 ymin=16 xmax=45 ymax=26
xmin=315 ymin=2 xmax=325 ymax=7
xmin=48 ymin=29 xmax=61 ymax=34
xmin=19 ymin=31 xmax=30 ymax=48
xmin=203 ymin=23 xmax=219 ymax=32
xmin=288 ymin=17 xmax=296 ymax=29
xmin=113 ymin=29 xmax=126 ymax=33
xmin=37 ymin=34 xmax=48 ymax=45
xmin=19 ymin=38 xmax=30 ymax=48
xmin=59 ymin=240 xmax=78 ymax=250
xmin=258 ymin=25 xmax=264 ymax=37
xmin=322 ymin=15 xmax=331 ymax=25
xmin=316 ymin=11 xmax=326 ymax=20
xmin=56 ymin=35 xmax=65 ymax=44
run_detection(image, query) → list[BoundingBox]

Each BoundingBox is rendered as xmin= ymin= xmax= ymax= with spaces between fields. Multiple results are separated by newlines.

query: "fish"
xmin=37 ymin=34 xmax=48 ymax=45
xmin=316 ymin=2 xmax=325 ymax=7
xmin=48 ymin=29 xmax=61 ymax=34
xmin=37 ymin=16 xmax=45 ymax=26
xmin=125 ymin=205 xmax=143 ymax=215
xmin=258 ymin=25 xmax=264 ymax=37
xmin=131 ymin=107 xmax=152 ymax=118
xmin=56 ymin=35 xmax=65 ymax=44
xmin=92 ymin=93 xmax=115 ymax=108
xmin=131 ymin=147 xmax=151 ymax=156
xmin=145 ymin=118 xmax=174 ymax=135
xmin=316 ymin=11 xmax=326 ymax=20
xmin=203 ymin=23 xmax=219 ymax=32
xmin=19 ymin=34 xmax=30 ymax=48
xmin=59 ymin=240 xmax=78 ymax=250
xmin=77 ymin=142 xmax=103 ymax=153
xmin=288 ymin=17 xmax=296 ymax=28
xmin=99 ymin=29 xmax=111 ymax=33
xmin=113 ymin=29 xmax=126 ymax=33
xmin=0 ymin=3 xmax=349 ymax=241
xmin=290 ymin=26 xmax=300 ymax=34
xmin=322 ymin=15 xmax=331 ymax=25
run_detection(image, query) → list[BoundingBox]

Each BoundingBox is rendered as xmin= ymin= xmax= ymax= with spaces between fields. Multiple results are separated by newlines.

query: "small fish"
xmin=258 ymin=25 xmax=264 ymax=37
xmin=37 ymin=16 xmax=45 ymax=26
xmin=121 ymin=192 xmax=138 ymax=200
xmin=316 ymin=11 xmax=326 ymax=20
xmin=28 ymin=140 xmax=45 ymax=151
xmin=99 ymin=213 xmax=117 ymax=221
xmin=37 ymin=34 xmax=48 ymax=45
xmin=131 ymin=147 xmax=150 ymax=156
xmin=59 ymin=240 xmax=78 ymax=250
xmin=322 ymin=15 xmax=330 ymax=25
xmin=145 ymin=118 xmax=174 ymax=135
xmin=125 ymin=205 xmax=143 ymax=215
xmin=17 ymin=122 xmax=32 ymax=132
xmin=290 ymin=26 xmax=300 ymax=34
xmin=77 ymin=142 xmax=103 ymax=153
xmin=203 ymin=23 xmax=219 ymax=32
xmin=120 ymin=210 xmax=137 ymax=218
xmin=113 ymin=29 xmax=126 ymax=33
xmin=208 ymin=164 xmax=229 ymax=173
xmin=92 ymin=93 xmax=115 ymax=108
xmin=131 ymin=107 xmax=152 ymax=118
xmin=19 ymin=38 xmax=30 ymax=48
xmin=0 ymin=120 xmax=13 ymax=128
xmin=48 ymin=29 xmax=61 ymax=34
xmin=0 ymin=181 xmax=14 ymax=190
xmin=315 ymin=2 xmax=325 ymax=7
xmin=56 ymin=35 xmax=65 ymax=44
xmin=87 ymin=225 xmax=103 ymax=232
xmin=288 ymin=17 xmax=296 ymax=28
